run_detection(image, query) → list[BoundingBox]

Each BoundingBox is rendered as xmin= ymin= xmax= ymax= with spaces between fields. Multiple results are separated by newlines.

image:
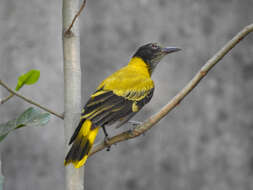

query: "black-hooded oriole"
xmin=64 ymin=43 xmax=181 ymax=168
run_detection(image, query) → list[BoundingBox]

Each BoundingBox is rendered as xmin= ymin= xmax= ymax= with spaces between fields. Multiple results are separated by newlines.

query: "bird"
xmin=64 ymin=42 xmax=181 ymax=168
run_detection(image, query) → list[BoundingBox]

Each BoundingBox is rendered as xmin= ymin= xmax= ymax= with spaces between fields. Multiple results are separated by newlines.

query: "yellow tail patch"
xmin=72 ymin=127 xmax=99 ymax=168
xmin=64 ymin=120 xmax=99 ymax=168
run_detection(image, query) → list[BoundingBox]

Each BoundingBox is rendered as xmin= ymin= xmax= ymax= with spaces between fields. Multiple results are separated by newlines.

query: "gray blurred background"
xmin=0 ymin=0 xmax=253 ymax=189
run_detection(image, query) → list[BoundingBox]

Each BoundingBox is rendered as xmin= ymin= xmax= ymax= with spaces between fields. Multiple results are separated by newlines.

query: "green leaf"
xmin=15 ymin=70 xmax=40 ymax=91
xmin=16 ymin=107 xmax=40 ymax=127
xmin=0 ymin=107 xmax=50 ymax=142
xmin=0 ymin=120 xmax=17 ymax=140
xmin=0 ymin=134 xmax=8 ymax=143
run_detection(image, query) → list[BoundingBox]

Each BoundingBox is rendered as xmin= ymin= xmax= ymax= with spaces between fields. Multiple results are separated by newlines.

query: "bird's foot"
xmin=104 ymin=136 xmax=111 ymax=151
xmin=128 ymin=120 xmax=143 ymax=126
xmin=128 ymin=121 xmax=146 ymax=137
xmin=101 ymin=126 xmax=111 ymax=151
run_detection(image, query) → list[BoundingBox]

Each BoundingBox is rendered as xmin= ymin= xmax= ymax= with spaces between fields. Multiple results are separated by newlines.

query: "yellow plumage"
xmin=64 ymin=120 xmax=99 ymax=168
xmin=64 ymin=43 xmax=180 ymax=168
xmin=64 ymin=57 xmax=154 ymax=168
xmin=98 ymin=57 xmax=154 ymax=101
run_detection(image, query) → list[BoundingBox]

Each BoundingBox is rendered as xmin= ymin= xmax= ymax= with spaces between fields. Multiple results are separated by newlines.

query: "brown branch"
xmin=0 ymin=80 xmax=64 ymax=119
xmin=0 ymin=94 xmax=14 ymax=104
xmin=90 ymin=23 xmax=253 ymax=156
xmin=64 ymin=0 xmax=87 ymax=36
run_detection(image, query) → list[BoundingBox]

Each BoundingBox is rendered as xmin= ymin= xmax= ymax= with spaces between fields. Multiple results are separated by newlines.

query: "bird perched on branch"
xmin=64 ymin=43 xmax=181 ymax=168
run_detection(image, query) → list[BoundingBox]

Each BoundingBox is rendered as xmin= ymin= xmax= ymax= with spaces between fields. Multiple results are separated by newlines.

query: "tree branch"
xmin=0 ymin=94 xmax=14 ymax=104
xmin=0 ymin=80 xmax=64 ymax=119
xmin=64 ymin=0 xmax=86 ymax=36
xmin=90 ymin=23 xmax=253 ymax=156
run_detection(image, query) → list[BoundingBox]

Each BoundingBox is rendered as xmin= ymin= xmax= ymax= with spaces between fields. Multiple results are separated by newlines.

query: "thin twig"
xmin=0 ymin=94 xmax=14 ymax=104
xmin=0 ymin=80 xmax=64 ymax=119
xmin=90 ymin=23 xmax=253 ymax=156
xmin=64 ymin=0 xmax=86 ymax=36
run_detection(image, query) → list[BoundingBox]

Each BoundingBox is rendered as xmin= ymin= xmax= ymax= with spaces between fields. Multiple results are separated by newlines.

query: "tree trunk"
xmin=62 ymin=0 xmax=83 ymax=190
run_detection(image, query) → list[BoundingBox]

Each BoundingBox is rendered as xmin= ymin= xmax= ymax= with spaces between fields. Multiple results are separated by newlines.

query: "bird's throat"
xmin=128 ymin=57 xmax=151 ymax=76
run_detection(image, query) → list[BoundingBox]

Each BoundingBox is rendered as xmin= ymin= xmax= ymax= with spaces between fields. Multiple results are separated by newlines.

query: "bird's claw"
xmin=128 ymin=120 xmax=143 ymax=126
xmin=104 ymin=136 xmax=111 ymax=151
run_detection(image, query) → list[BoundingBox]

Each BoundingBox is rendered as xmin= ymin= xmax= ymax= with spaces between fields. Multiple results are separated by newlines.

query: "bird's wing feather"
xmin=98 ymin=66 xmax=154 ymax=101
xmin=79 ymin=66 xmax=154 ymax=130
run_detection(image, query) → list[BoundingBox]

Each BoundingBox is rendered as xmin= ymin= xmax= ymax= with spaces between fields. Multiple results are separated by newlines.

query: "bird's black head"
xmin=133 ymin=43 xmax=181 ymax=74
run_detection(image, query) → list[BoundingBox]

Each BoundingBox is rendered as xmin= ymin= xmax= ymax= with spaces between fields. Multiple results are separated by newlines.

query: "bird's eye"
xmin=151 ymin=43 xmax=159 ymax=50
